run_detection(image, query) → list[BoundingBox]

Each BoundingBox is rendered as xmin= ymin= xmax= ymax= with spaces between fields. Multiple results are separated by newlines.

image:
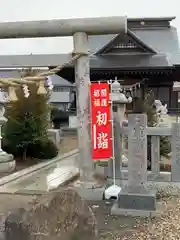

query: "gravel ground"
xmin=87 ymin=196 xmax=180 ymax=240
xmin=0 ymin=194 xmax=180 ymax=239
xmin=0 ymin=194 xmax=37 ymax=233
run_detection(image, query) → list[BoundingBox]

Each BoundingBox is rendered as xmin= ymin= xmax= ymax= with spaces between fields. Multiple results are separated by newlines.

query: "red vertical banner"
xmin=90 ymin=82 xmax=112 ymax=160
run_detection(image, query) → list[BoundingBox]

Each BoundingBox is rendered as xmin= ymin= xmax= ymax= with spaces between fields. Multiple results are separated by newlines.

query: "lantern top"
xmin=111 ymin=79 xmax=132 ymax=104
xmin=111 ymin=80 xmax=122 ymax=92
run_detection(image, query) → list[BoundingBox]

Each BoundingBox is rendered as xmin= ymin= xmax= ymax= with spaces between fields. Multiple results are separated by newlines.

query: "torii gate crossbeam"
xmin=0 ymin=16 xmax=126 ymax=38
xmin=0 ymin=16 xmax=127 ymax=185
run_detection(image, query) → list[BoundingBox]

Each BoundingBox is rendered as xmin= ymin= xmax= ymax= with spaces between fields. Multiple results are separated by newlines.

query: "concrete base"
xmin=118 ymin=187 xmax=156 ymax=211
xmin=0 ymin=153 xmax=15 ymax=173
xmin=73 ymin=178 xmax=104 ymax=189
xmin=111 ymin=202 xmax=162 ymax=217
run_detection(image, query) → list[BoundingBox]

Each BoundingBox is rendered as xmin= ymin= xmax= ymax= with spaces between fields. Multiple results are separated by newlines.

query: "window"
xmin=158 ymin=87 xmax=169 ymax=107
xmin=170 ymin=91 xmax=178 ymax=109
xmin=53 ymin=87 xmax=70 ymax=92
xmin=56 ymin=103 xmax=69 ymax=111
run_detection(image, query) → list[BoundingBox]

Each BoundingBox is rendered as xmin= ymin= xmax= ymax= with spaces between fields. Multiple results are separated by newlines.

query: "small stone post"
xmin=112 ymin=114 xmax=157 ymax=217
xmin=171 ymin=122 xmax=180 ymax=182
xmin=0 ymin=104 xmax=7 ymax=153
xmin=107 ymin=80 xmax=131 ymax=179
xmin=173 ymin=81 xmax=180 ymax=122
xmin=0 ymin=91 xmax=15 ymax=173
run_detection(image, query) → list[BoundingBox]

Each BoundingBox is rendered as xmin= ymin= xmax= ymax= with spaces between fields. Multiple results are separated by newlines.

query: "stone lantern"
xmin=104 ymin=80 xmax=132 ymax=199
xmin=45 ymin=76 xmax=54 ymax=128
xmin=107 ymin=80 xmax=132 ymax=180
xmin=0 ymin=90 xmax=15 ymax=173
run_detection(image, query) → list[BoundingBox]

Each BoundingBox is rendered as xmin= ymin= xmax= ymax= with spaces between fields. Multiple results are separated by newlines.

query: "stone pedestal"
xmin=111 ymin=114 xmax=157 ymax=217
xmin=0 ymin=103 xmax=16 ymax=174
xmin=47 ymin=129 xmax=61 ymax=147
xmin=0 ymin=153 xmax=15 ymax=173
xmin=118 ymin=186 xmax=156 ymax=211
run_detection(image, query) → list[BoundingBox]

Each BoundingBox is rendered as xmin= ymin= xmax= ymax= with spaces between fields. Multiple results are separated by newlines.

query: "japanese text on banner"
xmin=90 ymin=82 xmax=112 ymax=160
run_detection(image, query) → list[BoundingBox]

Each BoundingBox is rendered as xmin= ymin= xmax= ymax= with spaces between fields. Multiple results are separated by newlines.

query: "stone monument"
xmin=0 ymin=90 xmax=15 ymax=173
xmin=111 ymin=114 xmax=157 ymax=216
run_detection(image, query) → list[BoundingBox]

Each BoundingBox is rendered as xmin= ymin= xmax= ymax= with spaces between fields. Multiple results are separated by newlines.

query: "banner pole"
xmin=109 ymin=80 xmax=116 ymax=185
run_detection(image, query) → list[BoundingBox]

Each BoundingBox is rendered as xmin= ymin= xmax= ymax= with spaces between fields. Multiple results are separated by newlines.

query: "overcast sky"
xmin=0 ymin=0 xmax=179 ymax=55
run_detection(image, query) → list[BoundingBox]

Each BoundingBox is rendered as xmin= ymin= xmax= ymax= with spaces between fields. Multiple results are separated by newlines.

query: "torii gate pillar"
xmin=73 ymin=32 xmax=92 ymax=182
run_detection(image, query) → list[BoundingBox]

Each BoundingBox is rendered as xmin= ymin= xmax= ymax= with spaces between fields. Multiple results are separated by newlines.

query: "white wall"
xmin=50 ymin=92 xmax=70 ymax=103
xmin=69 ymin=116 xmax=78 ymax=128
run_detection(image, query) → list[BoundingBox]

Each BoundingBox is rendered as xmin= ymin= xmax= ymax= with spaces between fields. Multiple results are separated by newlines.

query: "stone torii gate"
xmin=0 ymin=16 xmax=127 ymax=183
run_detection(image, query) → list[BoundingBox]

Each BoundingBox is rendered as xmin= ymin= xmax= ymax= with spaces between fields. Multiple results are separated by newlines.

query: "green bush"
xmin=2 ymin=138 xmax=58 ymax=160
xmin=27 ymin=139 xmax=58 ymax=159
xmin=3 ymin=68 xmax=56 ymax=161
xmin=2 ymin=138 xmax=21 ymax=158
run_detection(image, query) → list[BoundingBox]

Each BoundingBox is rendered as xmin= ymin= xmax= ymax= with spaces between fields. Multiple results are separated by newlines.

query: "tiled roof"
xmin=89 ymin=54 xmax=173 ymax=69
xmin=88 ymin=21 xmax=180 ymax=65
xmin=132 ymin=27 xmax=180 ymax=65
xmin=48 ymin=74 xmax=73 ymax=86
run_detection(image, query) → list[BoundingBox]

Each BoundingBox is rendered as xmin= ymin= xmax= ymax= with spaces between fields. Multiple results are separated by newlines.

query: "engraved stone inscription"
xmin=128 ymin=114 xmax=147 ymax=188
xmin=151 ymin=136 xmax=160 ymax=176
